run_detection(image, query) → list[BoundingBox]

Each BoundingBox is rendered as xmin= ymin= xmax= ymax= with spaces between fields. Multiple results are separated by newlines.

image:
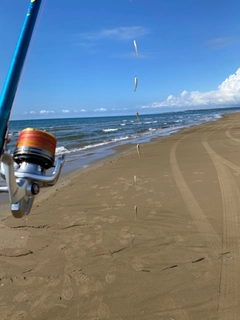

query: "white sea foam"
xmin=56 ymin=146 xmax=70 ymax=155
xmin=59 ymin=136 xmax=130 ymax=155
xmin=144 ymin=121 xmax=157 ymax=124
xmin=102 ymin=128 xmax=118 ymax=132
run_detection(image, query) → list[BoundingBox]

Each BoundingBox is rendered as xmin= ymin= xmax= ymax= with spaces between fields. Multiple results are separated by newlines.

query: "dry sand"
xmin=1 ymin=113 xmax=240 ymax=319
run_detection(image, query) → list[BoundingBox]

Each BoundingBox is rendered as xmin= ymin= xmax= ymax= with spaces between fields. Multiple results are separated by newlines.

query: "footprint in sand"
xmin=94 ymin=225 xmax=102 ymax=231
xmin=79 ymin=280 xmax=104 ymax=297
xmin=148 ymin=210 xmax=157 ymax=218
xmin=88 ymin=297 xmax=111 ymax=319
xmin=175 ymin=235 xmax=184 ymax=242
xmin=120 ymin=239 xmax=128 ymax=246
xmin=105 ymin=268 xmax=116 ymax=284
xmin=44 ymin=277 xmax=61 ymax=288
xmin=131 ymin=257 xmax=143 ymax=271
xmin=74 ymin=271 xmax=91 ymax=286
xmin=105 ymin=273 xmax=116 ymax=284
xmin=119 ymin=226 xmax=132 ymax=245
xmin=96 ymin=238 xmax=103 ymax=245
xmin=65 ymin=262 xmax=91 ymax=287
xmin=155 ymin=201 xmax=162 ymax=207
xmin=120 ymin=226 xmax=130 ymax=233
xmin=85 ymin=241 xmax=96 ymax=249
xmin=147 ymin=198 xmax=154 ymax=204
xmin=61 ymin=274 xmax=73 ymax=300
xmin=148 ymin=189 xmax=155 ymax=193
xmin=110 ymin=190 xmax=119 ymax=195
xmin=115 ymin=202 xmax=126 ymax=208
xmin=108 ymin=216 xmax=118 ymax=223
xmin=192 ymin=180 xmax=203 ymax=184
xmin=79 ymin=284 xmax=90 ymax=296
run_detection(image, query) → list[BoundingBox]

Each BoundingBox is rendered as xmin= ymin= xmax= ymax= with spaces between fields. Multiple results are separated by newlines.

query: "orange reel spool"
xmin=13 ymin=128 xmax=56 ymax=169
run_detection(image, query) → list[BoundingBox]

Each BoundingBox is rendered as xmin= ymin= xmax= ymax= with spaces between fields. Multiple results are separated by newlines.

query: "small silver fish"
xmin=134 ymin=76 xmax=138 ymax=92
xmin=133 ymin=39 xmax=138 ymax=56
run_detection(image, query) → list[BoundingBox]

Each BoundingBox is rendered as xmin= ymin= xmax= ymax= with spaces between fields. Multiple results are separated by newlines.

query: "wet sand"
xmin=1 ymin=113 xmax=240 ymax=319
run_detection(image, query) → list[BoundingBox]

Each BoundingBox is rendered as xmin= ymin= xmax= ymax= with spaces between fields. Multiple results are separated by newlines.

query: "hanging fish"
xmin=136 ymin=111 xmax=140 ymax=122
xmin=134 ymin=76 xmax=138 ymax=92
xmin=133 ymin=39 xmax=138 ymax=56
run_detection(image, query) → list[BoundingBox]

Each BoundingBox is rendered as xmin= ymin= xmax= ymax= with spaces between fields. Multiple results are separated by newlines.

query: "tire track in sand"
xmin=226 ymin=124 xmax=240 ymax=144
xmin=202 ymin=133 xmax=240 ymax=319
xmin=208 ymin=125 xmax=240 ymax=174
xmin=170 ymin=135 xmax=221 ymax=253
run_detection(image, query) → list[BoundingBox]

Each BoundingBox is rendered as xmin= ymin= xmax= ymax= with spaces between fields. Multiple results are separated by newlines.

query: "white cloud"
xmin=78 ymin=26 xmax=149 ymax=42
xmin=112 ymin=107 xmax=129 ymax=111
xmin=98 ymin=26 xmax=149 ymax=40
xmin=30 ymin=111 xmax=36 ymax=114
xmin=62 ymin=109 xmax=70 ymax=113
xmin=73 ymin=109 xmax=86 ymax=113
xmin=141 ymin=68 xmax=240 ymax=110
xmin=40 ymin=110 xmax=55 ymax=114
xmin=207 ymin=36 xmax=238 ymax=49
xmin=94 ymin=108 xmax=107 ymax=112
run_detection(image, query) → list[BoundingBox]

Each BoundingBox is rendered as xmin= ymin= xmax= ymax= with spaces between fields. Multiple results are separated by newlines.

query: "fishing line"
xmin=31 ymin=0 xmax=47 ymax=44
xmin=130 ymin=0 xmax=140 ymax=122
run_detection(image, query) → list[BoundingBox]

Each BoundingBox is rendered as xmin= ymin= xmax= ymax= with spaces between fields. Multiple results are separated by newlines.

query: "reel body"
xmin=0 ymin=128 xmax=65 ymax=218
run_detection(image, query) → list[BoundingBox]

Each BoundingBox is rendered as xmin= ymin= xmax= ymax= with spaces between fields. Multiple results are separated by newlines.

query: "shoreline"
xmin=0 ymin=114 xmax=222 ymax=215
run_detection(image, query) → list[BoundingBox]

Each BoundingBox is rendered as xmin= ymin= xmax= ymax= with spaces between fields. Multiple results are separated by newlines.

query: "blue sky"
xmin=1 ymin=0 xmax=240 ymax=119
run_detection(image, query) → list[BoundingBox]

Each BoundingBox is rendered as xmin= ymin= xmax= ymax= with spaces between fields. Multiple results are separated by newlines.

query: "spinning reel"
xmin=0 ymin=128 xmax=65 ymax=218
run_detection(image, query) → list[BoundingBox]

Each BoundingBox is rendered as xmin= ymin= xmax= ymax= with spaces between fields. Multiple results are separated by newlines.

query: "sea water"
xmin=0 ymin=107 xmax=239 ymax=206
xmin=6 ymin=107 xmax=240 ymax=170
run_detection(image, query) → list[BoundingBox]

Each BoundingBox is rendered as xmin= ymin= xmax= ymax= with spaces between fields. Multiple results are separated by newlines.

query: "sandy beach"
xmin=1 ymin=112 xmax=240 ymax=319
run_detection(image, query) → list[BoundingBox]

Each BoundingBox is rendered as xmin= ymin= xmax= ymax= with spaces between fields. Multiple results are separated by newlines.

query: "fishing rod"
xmin=0 ymin=0 xmax=65 ymax=218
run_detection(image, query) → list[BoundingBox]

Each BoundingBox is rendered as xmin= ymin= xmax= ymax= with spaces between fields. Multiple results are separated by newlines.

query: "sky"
xmin=0 ymin=0 xmax=240 ymax=119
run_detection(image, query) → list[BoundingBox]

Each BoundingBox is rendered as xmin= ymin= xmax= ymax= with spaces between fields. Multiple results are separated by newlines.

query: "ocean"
xmin=0 ymin=107 xmax=239 ymax=206
xmin=6 ymin=107 xmax=240 ymax=171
